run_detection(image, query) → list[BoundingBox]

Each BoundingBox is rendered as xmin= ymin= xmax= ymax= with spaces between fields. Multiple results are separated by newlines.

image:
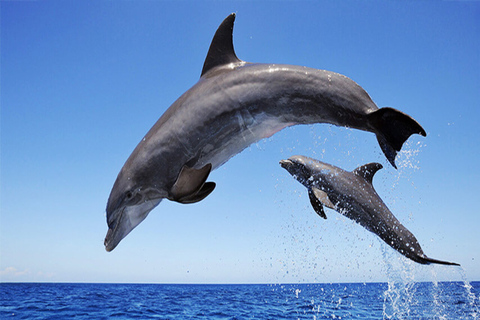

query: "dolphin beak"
xmin=279 ymin=159 xmax=293 ymax=169
xmin=104 ymin=228 xmax=116 ymax=252
xmin=104 ymin=208 xmax=125 ymax=252
xmin=104 ymin=198 xmax=162 ymax=252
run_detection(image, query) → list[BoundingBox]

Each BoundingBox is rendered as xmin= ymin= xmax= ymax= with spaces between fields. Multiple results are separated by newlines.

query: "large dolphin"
xmin=280 ymin=155 xmax=459 ymax=266
xmin=105 ymin=13 xmax=426 ymax=251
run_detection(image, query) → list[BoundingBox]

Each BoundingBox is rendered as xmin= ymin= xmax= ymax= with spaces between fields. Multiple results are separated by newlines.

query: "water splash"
xmin=380 ymin=243 xmax=480 ymax=320
xmin=381 ymin=244 xmax=417 ymax=320
xmin=395 ymin=140 xmax=425 ymax=171
xmin=430 ymin=267 xmax=448 ymax=320
xmin=458 ymin=267 xmax=480 ymax=320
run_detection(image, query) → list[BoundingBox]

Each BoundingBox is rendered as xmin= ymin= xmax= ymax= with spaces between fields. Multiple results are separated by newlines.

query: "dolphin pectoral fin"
xmin=352 ymin=163 xmax=383 ymax=184
xmin=312 ymin=187 xmax=336 ymax=210
xmin=170 ymin=163 xmax=214 ymax=203
xmin=368 ymin=107 xmax=426 ymax=169
xmin=175 ymin=182 xmax=216 ymax=204
xmin=309 ymin=187 xmax=337 ymax=219
xmin=308 ymin=189 xmax=327 ymax=219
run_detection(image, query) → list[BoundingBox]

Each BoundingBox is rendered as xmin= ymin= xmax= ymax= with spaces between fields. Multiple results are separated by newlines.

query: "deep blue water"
xmin=1 ymin=282 xmax=479 ymax=319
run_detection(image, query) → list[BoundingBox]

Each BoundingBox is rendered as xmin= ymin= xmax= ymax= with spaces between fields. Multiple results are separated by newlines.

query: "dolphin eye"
xmin=125 ymin=191 xmax=134 ymax=200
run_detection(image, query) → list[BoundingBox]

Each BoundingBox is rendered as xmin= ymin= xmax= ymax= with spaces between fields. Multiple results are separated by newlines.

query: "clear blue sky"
xmin=1 ymin=1 xmax=479 ymax=284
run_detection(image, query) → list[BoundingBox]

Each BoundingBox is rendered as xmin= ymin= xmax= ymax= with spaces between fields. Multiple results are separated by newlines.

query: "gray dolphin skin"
xmin=105 ymin=13 xmax=427 ymax=251
xmin=280 ymin=155 xmax=459 ymax=266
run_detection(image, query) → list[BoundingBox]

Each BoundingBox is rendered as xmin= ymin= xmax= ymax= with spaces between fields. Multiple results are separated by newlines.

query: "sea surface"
xmin=1 ymin=281 xmax=479 ymax=319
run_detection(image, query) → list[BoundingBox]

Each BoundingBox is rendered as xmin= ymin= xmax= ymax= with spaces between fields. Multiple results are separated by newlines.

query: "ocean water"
xmin=1 ymin=281 xmax=479 ymax=319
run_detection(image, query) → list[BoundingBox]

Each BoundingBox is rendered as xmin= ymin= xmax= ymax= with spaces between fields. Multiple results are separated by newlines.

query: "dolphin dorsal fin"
xmin=352 ymin=163 xmax=383 ymax=184
xmin=201 ymin=13 xmax=241 ymax=77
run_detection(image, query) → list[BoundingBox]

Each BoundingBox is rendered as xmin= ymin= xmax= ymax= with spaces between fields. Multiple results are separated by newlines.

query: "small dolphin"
xmin=105 ymin=13 xmax=426 ymax=251
xmin=280 ymin=155 xmax=459 ymax=266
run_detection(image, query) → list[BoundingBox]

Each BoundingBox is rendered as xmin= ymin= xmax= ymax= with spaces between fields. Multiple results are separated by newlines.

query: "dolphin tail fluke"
xmin=416 ymin=255 xmax=460 ymax=266
xmin=368 ymin=107 xmax=426 ymax=169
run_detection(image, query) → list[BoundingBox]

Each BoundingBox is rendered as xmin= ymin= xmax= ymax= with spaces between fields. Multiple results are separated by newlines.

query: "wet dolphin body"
xmin=280 ymin=155 xmax=459 ymax=266
xmin=105 ymin=13 xmax=426 ymax=251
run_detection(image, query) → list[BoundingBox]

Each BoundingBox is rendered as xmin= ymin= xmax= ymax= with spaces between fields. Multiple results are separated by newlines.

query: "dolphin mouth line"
xmin=279 ymin=159 xmax=292 ymax=167
xmin=104 ymin=207 xmax=125 ymax=252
